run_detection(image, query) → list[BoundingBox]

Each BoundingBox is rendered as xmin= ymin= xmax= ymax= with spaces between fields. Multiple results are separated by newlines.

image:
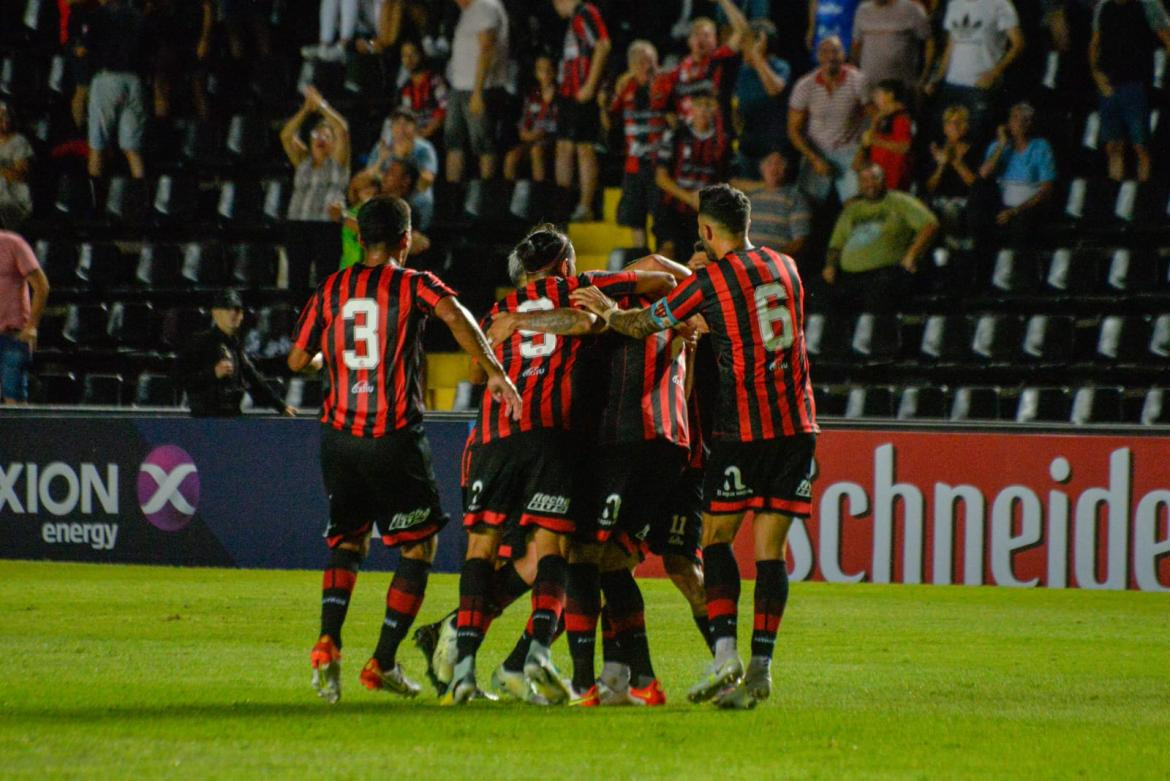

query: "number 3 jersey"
xmin=655 ymin=246 xmax=817 ymax=442
xmin=470 ymin=271 xmax=638 ymax=445
xmin=293 ymin=263 xmax=455 ymax=437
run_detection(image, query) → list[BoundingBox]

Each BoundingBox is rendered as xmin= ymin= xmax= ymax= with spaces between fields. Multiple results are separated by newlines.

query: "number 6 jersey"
xmin=471 ymin=271 xmax=638 ymax=445
xmin=655 ymin=246 xmax=817 ymax=442
xmin=293 ymin=263 xmax=456 ymax=437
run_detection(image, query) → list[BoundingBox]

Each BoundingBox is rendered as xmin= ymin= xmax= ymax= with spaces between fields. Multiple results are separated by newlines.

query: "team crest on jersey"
xmin=527 ymin=493 xmax=570 ymax=514
xmin=719 ymin=465 xmax=751 ymax=498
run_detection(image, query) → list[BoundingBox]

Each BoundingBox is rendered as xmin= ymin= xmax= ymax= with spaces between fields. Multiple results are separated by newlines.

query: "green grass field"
xmin=1 ymin=560 xmax=1167 ymax=779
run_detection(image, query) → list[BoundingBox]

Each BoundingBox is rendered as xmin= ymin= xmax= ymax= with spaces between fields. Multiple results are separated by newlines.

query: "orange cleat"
xmin=628 ymin=679 xmax=667 ymax=706
xmin=569 ymin=684 xmax=600 ymax=707
xmin=359 ymin=658 xmax=422 ymax=697
xmin=311 ymin=635 xmax=342 ymax=704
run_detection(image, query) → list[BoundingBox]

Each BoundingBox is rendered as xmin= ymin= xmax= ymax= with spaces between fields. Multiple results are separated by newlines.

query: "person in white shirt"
xmin=444 ymin=0 xmax=511 ymax=184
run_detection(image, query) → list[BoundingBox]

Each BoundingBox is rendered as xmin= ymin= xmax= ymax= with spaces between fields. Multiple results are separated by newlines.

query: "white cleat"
xmin=311 ymin=661 xmax=341 ymax=704
xmin=523 ymin=642 xmax=571 ymax=705
xmin=714 ymin=657 xmax=772 ymax=710
xmin=687 ymin=655 xmax=744 ymax=704
xmin=491 ymin=664 xmax=549 ymax=704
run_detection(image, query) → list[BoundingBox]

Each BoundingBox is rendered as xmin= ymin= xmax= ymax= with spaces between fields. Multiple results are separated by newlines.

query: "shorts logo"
xmin=719 ymin=465 xmax=751 ymax=498
xmin=527 ymin=493 xmax=570 ymax=515
xmin=137 ymin=445 xmax=200 ymax=532
xmin=385 ymin=506 xmax=431 ymax=531
xmin=467 ymin=480 xmax=484 ymax=511
xmin=795 ymin=479 xmax=812 ymax=499
xmin=598 ymin=493 xmax=622 ymax=528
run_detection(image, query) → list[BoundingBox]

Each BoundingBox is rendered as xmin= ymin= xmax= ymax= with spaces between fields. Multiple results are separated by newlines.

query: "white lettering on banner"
xmin=40 ymin=522 xmax=119 ymax=550
xmin=139 ymin=464 xmax=197 ymax=515
xmin=815 ymin=445 xmax=1170 ymax=592
xmin=0 ymin=463 xmax=119 ymax=516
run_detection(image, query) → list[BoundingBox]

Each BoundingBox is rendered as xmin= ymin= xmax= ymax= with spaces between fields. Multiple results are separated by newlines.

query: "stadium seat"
xmin=845 ymin=385 xmax=895 ymax=418
xmin=152 ymin=174 xmax=199 ymax=223
xmin=76 ymin=242 xmax=133 ymax=288
xmin=813 ymin=384 xmax=848 ymax=417
xmin=1021 ymin=314 xmax=1075 ymax=363
xmin=850 ymin=313 xmax=900 ymax=362
xmin=178 ymin=119 xmax=223 ymax=167
xmin=34 ymin=371 xmax=81 ymax=404
xmin=1094 ymin=315 xmax=1148 ymax=363
xmin=82 ymin=373 xmax=124 ymax=405
xmin=897 ymin=386 xmax=947 ymax=420
xmin=180 ymin=242 xmax=225 ymax=287
xmin=1070 ymin=386 xmax=1124 ymax=425
xmin=510 ymin=179 xmax=534 ymax=221
xmin=225 ymin=114 xmax=272 ymax=160
xmin=106 ymin=301 xmax=155 ymax=349
xmin=1150 ymin=314 xmax=1170 ymax=360
xmin=136 ymin=244 xmax=185 ymax=288
xmin=244 ymin=304 xmax=295 ymax=358
xmin=1140 ymin=388 xmax=1170 ymax=425
xmin=160 ymin=307 xmax=208 ymax=349
xmin=286 ymin=377 xmax=323 ymax=409
xmin=805 ymin=312 xmax=852 ymax=362
xmin=452 ymin=380 xmax=476 ymax=411
xmin=35 ymin=239 xmax=81 ymax=290
xmin=62 ymin=303 xmax=109 ymax=347
xmin=1014 ymin=386 xmax=1072 ymax=423
xmin=0 ymin=52 xmax=46 ymax=102
xmin=950 ymin=386 xmax=1002 ymax=421
xmin=918 ymin=314 xmax=968 ymax=363
xmin=228 ymin=243 xmax=277 ymax=287
xmin=261 ymin=178 xmax=290 ymax=223
xmin=35 ymin=310 xmax=65 ymax=351
xmin=133 ymin=372 xmax=177 ymax=407
xmin=53 ymin=173 xmax=96 ymax=218
xmin=216 ymin=179 xmax=265 ymax=224
xmin=103 ymin=176 xmax=148 ymax=224
xmin=988 ymin=249 xmax=1039 ymax=298
xmin=970 ymin=313 xmax=1023 ymax=362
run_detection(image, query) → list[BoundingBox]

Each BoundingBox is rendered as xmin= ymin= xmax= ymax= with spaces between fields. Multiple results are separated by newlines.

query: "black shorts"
xmin=557 ymin=95 xmax=601 ymax=144
xmin=704 ymin=434 xmax=817 ymax=517
xmin=616 ymin=166 xmax=658 ymax=229
xmin=640 ymin=467 xmax=703 ymax=564
xmin=580 ymin=440 xmax=688 ymax=545
xmin=653 ymin=205 xmax=697 ymax=255
xmin=463 ymin=429 xmax=578 ymax=536
xmin=320 ymin=424 xmax=448 ymax=548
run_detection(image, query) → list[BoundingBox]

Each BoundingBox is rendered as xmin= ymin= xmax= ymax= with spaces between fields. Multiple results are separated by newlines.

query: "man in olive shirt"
xmin=176 ymin=289 xmax=295 ymax=417
xmin=824 ymin=164 xmax=938 ymax=313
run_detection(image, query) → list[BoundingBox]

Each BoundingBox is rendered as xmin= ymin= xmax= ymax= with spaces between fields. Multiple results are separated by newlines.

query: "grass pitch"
xmin=0 ymin=561 xmax=1167 ymax=779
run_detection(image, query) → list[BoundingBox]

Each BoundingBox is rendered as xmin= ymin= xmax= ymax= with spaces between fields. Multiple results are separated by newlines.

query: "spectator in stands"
xmin=1090 ymin=0 xmax=1170 ymax=183
xmin=504 ymin=55 xmax=559 ymax=183
xmin=972 ymin=101 xmax=1056 ymax=245
xmin=926 ymin=0 xmax=1025 ymax=145
xmin=380 ymin=160 xmax=433 ymax=255
xmin=737 ymin=149 xmax=812 ymax=258
xmin=398 ymin=40 xmax=449 ymax=143
xmin=364 ymin=108 xmax=438 ymax=231
xmin=303 ymin=0 xmax=375 ymax=61
xmin=444 ymin=0 xmax=510 ymax=184
xmin=655 ymin=92 xmax=730 ymax=260
xmin=603 ymin=40 xmax=667 ymax=249
xmin=334 ymin=171 xmax=382 ymax=270
xmin=281 ymin=86 xmax=351 ymax=295
xmin=0 ymin=103 xmax=34 ymax=230
xmin=824 ymin=164 xmax=939 ymax=313
xmin=85 ymin=0 xmax=149 ymax=179
xmin=851 ymin=0 xmax=934 ymax=92
xmin=146 ymin=0 xmax=214 ymax=121
xmin=0 ymin=231 xmax=49 ymax=404
xmin=553 ymin=0 xmax=612 ymax=222
xmin=855 ymin=79 xmax=914 ymax=190
xmin=221 ymin=0 xmax=273 ymax=62
xmin=734 ymin=20 xmax=791 ymax=178
xmin=66 ymin=0 xmax=98 ymax=130
xmin=808 ymin=0 xmax=863 ymax=63
xmin=924 ymin=104 xmax=979 ymax=248
xmin=788 ymin=35 xmax=869 ymax=204
xmin=176 ymin=288 xmax=295 ymax=418
xmin=664 ymin=0 xmax=751 ymax=128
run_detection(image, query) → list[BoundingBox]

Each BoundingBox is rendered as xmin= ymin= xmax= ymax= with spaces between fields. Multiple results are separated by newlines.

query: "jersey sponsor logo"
xmin=385 ymin=506 xmax=432 ymax=531
xmin=528 ymin=492 xmax=571 ymax=515
xmin=672 ymin=374 xmax=685 ymax=387
xmin=351 ymin=380 xmax=376 ymax=395
xmin=719 ymin=465 xmax=752 ymax=498
xmin=521 ymin=365 xmax=548 ymax=378
xmin=137 ymin=445 xmax=200 ymax=532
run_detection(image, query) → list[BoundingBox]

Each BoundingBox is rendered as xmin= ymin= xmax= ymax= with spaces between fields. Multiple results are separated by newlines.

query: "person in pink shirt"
xmin=0 ymin=231 xmax=49 ymax=403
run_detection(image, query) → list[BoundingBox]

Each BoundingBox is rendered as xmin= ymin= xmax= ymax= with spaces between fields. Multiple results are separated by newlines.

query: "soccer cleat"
xmin=597 ymin=678 xmax=637 ymax=706
xmin=310 ymin=635 xmax=342 ymax=704
xmin=714 ymin=658 xmax=772 ymax=710
xmin=413 ymin=611 xmax=456 ymax=696
xmin=491 ymin=664 xmax=549 ymax=705
xmin=628 ymin=679 xmax=667 ymax=706
xmin=359 ymin=658 xmax=421 ymax=698
xmin=439 ymin=656 xmax=480 ymax=706
xmin=687 ymin=655 xmax=744 ymax=704
xmin=523 ymin=642 xmax=572 ymax=706
xmin=569 ymin=684 xmax=600 ymax=707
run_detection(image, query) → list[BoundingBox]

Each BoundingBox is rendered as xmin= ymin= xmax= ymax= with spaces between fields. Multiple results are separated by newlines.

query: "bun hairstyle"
xmin=507 ymin=224 xmax=573 ymax=285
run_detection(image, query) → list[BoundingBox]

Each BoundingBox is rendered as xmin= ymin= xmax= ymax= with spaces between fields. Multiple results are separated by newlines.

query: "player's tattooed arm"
xmin=570 ymin=287 xmax=665 ymax=339
xmin=486 ymin=308 xmax=601 ymax=344
xmin=435 ymin=296 xmax=523 ymax=420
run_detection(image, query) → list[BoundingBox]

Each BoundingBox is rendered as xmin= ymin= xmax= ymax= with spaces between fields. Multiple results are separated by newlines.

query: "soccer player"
xmin=288 ymin=196 xmax=521 ymax=704
xmin=444 ymin=225 xmax=676 ymax=705
xmin=572 ymin=184 xmax=818 ymax=710
xmin=486 ymin=253 xmax=706 ymax=707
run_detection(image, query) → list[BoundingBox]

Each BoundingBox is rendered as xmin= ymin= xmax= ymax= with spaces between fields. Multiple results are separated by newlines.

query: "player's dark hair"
xmin=507 ymin=224 xmax=572 ymax=284
xmin=357 ymin=195 xmax=411 ymax=248
xmin=699 ymin=184 xmax=751 ymax=236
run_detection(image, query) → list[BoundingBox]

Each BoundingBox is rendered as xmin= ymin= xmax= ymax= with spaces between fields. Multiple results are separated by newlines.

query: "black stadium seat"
xmin=950 ymin=386 xmax=1001 ymax=421
xmin=152 ymin=174 xmax=199 ymax=223
xmin=1141 ymin=388 xmax=1170 ymax=425
xmin=1070 ymin=386 xmax=1124 ymax=425
xmin=34 ymin=372 xmax=82 ymax=405
xmin=1014 ymin=386 xmax=1072 ymax=423
xmin=180 ymin=242 xmax=225 ymax=287
xmin=217 ymin=179 xmax=265 ymax=224
xmin=160 ymin=307 xmax=208 ymax=349
xmin=62 ymin=304 xmax=109 ymax=347
xmin=133 ymin=372 xmax=177 ymax=407
xmin=813 ymin=385 xmax=848 ymax=417
xmin=82 ymin=373 xmax=124 ymax=405
xmin=1021 ymin=314 xmax=1074 ymax=363
xmin=229 ymin=243 xmax=277 ymax=287
xmin=225 ymin=114 xmax=272 ymax=160
xmin=845 ymin=385 xmax=895 ymax=418
xmin=970 ymin=313 xmax=1023 ymax=363
xmin=286 ymin=377 xmax=323 ymax=409
xmin=897 ymin=386 xmax=947 ymax=420
xmin=106 ymin=301 xmax=155 ymax=349
xmin=136 ymin=244 xmax=184 ymax=288
xmin=103 ymin=176 xmax=148 ymax=224
xmin=918 ymin=314 xmax=968 ymax=363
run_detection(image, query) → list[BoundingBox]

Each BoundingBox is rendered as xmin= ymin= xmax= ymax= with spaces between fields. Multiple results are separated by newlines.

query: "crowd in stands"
xmin=1 ymin=0 xmax=1169 ymax=421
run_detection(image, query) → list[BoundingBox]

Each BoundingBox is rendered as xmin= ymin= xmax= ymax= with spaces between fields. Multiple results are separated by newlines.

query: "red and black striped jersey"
xmin=656 ymin=122 xmax=730 ymax=213
xmin=293 ymin=263 xmax=455 ymax=438
xmin=655 ymin=246 xmax=817 ymax=442
xmin=558 ymin=2 xmax=609 ymax=98
xmin=596 ymin=294 xmax=689 ymax=448
xmin=471 ymin=271 xmax=637 ymax=445
xmin=608 ymin=77 xmax=668 ymax=174
xmin=519 ymin=87 xmax=558 ymax=136
xmin=400 ymin=70 xmax=448 ymax=130
xmin=661 ymin=45 xmax=740 ymax=123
